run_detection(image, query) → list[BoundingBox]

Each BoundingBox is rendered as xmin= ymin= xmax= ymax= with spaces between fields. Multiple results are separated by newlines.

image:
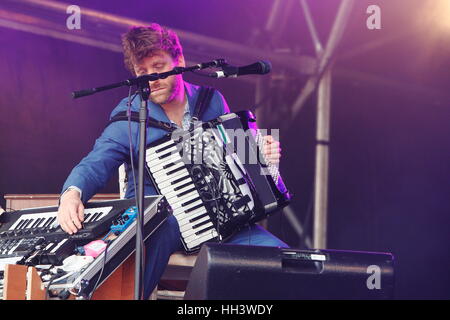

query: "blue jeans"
xmin=143 ymin=214 xmax=288 ymax=299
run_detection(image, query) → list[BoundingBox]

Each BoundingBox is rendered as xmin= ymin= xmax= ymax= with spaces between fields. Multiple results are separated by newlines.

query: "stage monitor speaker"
xmin=184 ymin=243 xmax=394 ymax=300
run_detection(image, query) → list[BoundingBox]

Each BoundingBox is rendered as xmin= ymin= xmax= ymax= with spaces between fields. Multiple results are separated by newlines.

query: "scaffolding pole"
xmin=310 ymin=0 xmax=354 ymax=249
xmin=289 ymin=0 xmax=355 ymax=248
xmin=313 ymin=69 xmax=332 ymax=249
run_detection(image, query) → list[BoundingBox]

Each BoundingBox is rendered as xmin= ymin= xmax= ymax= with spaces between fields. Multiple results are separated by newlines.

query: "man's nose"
xmin=151 ymin=79 xmax=161 ymax=87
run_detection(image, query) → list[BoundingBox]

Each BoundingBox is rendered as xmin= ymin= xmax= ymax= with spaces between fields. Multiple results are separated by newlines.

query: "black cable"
xmin=301 ymin=189 xmax=314 ymax=248
xmin=229 ymin=152 xmax=258 ymax=246
xmin=126 ymin=88 xmax=141 ymax=218
xmin=200 ymin=166 xmax=222 ymax=244
xmin=44 ymin=268 xmax=64 ymax=300
xmin=45 ymin=275 xmax=57 ymax=300
xmin=87 ymin=240 xmax=111 ymax=300
xmin=251 ymin=91 xmax=273 ymax=111
xmin=280 ymin=205 xmax=286 ymax=246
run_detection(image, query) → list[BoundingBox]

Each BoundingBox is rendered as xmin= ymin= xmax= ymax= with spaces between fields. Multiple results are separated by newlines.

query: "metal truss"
xmin=0 ymin=0 xmax=317 ymax=79
xmin=256 ymin=0 xmax=354 ymax=249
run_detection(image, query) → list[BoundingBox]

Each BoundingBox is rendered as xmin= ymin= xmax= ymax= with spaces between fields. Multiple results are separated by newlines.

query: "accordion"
xmin=145 ymin=111 xmax=291 ymax=253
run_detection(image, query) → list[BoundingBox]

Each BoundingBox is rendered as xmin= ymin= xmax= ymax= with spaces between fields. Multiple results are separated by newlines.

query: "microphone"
xmin=72 ymin=88 xmax=97 ymax=99
xmin=210 ymin=60 xmax=272 ymax=78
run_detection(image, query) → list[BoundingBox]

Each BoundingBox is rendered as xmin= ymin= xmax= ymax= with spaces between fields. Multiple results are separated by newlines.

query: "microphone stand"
xmin=71 ymin=59 xmax=225 ymax=300
xmin=135 ymin=78 xmax=149 ymax=300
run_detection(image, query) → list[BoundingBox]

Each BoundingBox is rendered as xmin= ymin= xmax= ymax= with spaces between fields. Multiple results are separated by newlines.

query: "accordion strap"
xmin=107 ymin=111 xmax=177 ymax=132
xmin=106 ymin=86 xmax=215 ymax=132
xmin=192 ymin=86 xmax=215 ymax=121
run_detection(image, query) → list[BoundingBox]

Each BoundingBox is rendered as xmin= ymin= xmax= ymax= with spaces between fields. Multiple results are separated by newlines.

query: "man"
xmin=57 ymin=23 xmax=288 ymax=299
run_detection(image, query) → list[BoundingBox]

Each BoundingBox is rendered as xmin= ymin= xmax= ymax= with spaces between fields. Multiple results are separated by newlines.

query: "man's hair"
xmin=122 ymin=23 xmax=183 ymax=75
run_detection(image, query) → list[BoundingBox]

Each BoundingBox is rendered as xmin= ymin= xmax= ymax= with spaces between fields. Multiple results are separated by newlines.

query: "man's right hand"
xmin=57 ymin=189 xmax=84 ymax=235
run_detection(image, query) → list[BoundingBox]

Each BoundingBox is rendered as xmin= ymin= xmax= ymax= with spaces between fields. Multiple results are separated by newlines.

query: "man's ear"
xmin=177 ymin=55 xmax=186 ymax=67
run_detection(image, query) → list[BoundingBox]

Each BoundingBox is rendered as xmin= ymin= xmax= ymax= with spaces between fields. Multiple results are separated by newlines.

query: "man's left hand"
xmin=262 ymin=135 xmax=281 ymax=165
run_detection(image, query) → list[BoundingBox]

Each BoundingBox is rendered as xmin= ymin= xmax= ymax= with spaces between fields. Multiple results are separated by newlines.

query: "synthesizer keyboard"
xmin=46 ymin=196 xmax=170 ymax=297
xmin=0 ymin=205 xmax=116 ymax=242
xmin=0 ymin=197 xmax=170 ymax=268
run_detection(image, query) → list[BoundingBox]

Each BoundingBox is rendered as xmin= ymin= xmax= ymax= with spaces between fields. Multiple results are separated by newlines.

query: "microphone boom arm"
xmin=71 ymin=59 xmax=226 ymax=99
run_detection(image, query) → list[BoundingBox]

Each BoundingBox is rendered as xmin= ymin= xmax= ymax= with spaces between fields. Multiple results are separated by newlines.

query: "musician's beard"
xmin=150 ymin=76 xmax=183 ymax=105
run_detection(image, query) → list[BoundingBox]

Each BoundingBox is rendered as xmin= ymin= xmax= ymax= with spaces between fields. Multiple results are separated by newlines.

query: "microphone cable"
xmin=126 ymin=86 xmax=146 ymax=299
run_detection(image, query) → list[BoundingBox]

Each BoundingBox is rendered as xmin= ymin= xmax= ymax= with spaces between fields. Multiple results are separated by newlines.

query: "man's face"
xmin=133 ymin=50 xmax=185 ymax=105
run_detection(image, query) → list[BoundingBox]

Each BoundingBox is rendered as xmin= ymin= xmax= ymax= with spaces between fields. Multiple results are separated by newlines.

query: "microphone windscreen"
xmin=259 ymin=60 xmax=272 ymax=74
xmin=237 ymin=61 xmax=272 ymax=76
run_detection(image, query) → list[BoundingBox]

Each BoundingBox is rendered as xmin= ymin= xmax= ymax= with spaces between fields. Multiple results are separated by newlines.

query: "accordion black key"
xmin=146 ymin=110 xmax=291 ymax=253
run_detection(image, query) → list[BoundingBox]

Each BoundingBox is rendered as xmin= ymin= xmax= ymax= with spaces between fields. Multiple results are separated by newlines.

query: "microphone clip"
xmin=211 ymin=63 xmax=239 ymax=78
